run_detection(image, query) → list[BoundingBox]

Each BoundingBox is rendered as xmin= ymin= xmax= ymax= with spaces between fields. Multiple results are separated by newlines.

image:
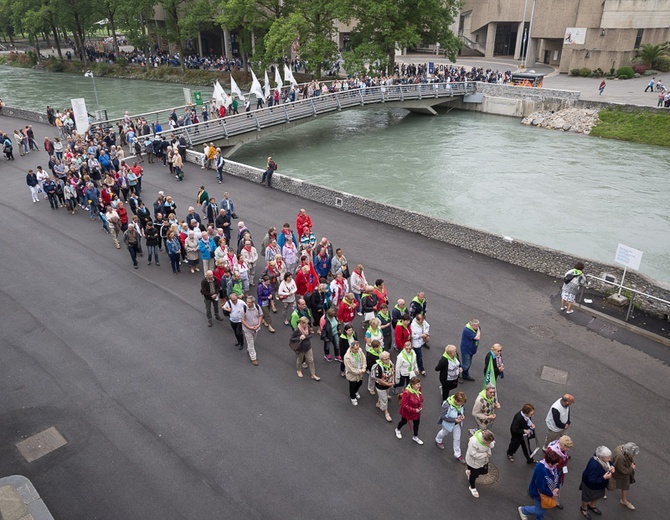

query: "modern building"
xmin=457 ymin=0 xmax=670 ymax=72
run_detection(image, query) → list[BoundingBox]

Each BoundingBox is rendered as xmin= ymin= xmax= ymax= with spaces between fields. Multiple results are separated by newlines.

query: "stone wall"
xmin=0 ymin=106 xmax=48 ymax=124
xmin=453 ymin=83 xmax=581 ymax=117
xmin=188 ymin=152 xmax=670 ymax=318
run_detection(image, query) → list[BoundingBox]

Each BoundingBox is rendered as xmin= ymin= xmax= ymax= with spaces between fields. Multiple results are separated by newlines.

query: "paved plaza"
xmin=0 ymin=103 xmax=668 ymax=518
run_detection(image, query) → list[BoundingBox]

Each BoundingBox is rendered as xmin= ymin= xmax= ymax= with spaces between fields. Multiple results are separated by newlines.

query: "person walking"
xmin=465 ymin=429 xmax=495 ymax=498
xmin=410 ymin=313 xmax=430 ymax=376
xmin=542 ymin=394 xmax=574 ymax=450
xmin=371 ymin=351 xmax=394 ymax=422
xmin=201 ymin=270 xmax=224 ymax=327
xmin=579 ymin=446 xmax=615 ymax=519
xmin=241 ymin=296 xmax=262 ymax=366
xmin=257 ymin=276 xmax=276 ymax=333
xmin=435 ymin=390 xmax=467 ymax=463
xmin=394 ymin=341 xmax=419 ymax=393
xmin=278 ymin=272 xmax=297 ymax=326
xmin=26 ymin=169 xmax=40 ymax=203
xmin=611 ymin=442 xmax=639 ymax=511
xmin=644 ymin=77 xmax=655 ymax=92
xmin=344 ymin=340 xmax=366 ymax=405
xmin=560 ymin=262 xmax=586 ymax=314
xmin=289 ymin=316 xmax=320 ymax=381
xmin=222 ymin=293 xmax=246 ymax=349
xmin=546 ymin=435 xmax=574 ymax=509
xmin=123 ymin=223 xmax=141 ymax=269
xmin=507 ymin=403 xmax=537 ymax=464
xmin=460 ymin=319 xmax=481 ymax=381
xmin=166 ymin=231 xmax=182 ymax=274
xmin=320 ymin=307 xmax=339 ymax=361
xmin=435 ymin=344 xmax=462 ymax=401
xmin=144 ymin=220 xmax=161 ymax=266
xmin=517 ymin=450 xmax=561 ymax=520
xmin=598 ymin=80 xmax=606 ymax=96
xmin=472 ymin=384 xmax=500 ymax=431
xmin=395 ymin=377 xmax=424 ymax=445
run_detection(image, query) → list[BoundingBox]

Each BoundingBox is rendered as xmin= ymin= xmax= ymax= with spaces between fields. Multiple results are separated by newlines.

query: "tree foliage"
xmin=342 ymin=0 xmax=462 ymax=75
xmin=637 ymin=43 xmax=669 ymax=70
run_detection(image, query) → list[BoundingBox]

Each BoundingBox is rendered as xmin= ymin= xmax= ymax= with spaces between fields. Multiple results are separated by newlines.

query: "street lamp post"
xmin=85 ymin=70 xmax=101 ymax=117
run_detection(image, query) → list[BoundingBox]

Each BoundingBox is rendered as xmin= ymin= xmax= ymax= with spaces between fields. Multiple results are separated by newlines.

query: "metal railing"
xmin=155 ymin=81 xmax=476 ymax=146
xmin=92 ymin=104 xmax=193 ymax=133
xmin=580 ymin=274 xmax=670 ymax=321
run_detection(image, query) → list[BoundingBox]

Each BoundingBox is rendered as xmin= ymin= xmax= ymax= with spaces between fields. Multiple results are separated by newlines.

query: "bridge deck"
xmin=156 ymin=82 xmax=476 ymax=149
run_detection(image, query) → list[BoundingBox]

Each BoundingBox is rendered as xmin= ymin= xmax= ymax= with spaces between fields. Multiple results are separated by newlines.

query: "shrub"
xmin=570 ymin=68 xmax=580 ymax=76
xmin=632 ymin=64 xmax=647 ymax=74
xmin=46 ymin=59 xmax=66 ymax=72
xmin=656 ymin=56 xmax=670 ymax=73
xmin=592 ymin=68 xmax=605 ymax=77
xmin=579 ymin=67 xmax=592 ymax=77
xmin=616 ymin=66 xmax=634 ymax=79
xmin=116 ymin=57 xmax=127 ymax=67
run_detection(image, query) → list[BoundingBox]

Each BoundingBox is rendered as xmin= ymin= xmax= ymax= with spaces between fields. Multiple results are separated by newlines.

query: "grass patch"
xmin=590 ymin=109 xmax=670 ymax=147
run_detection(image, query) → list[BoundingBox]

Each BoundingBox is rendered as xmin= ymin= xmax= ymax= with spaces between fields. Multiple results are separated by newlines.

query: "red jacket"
xmin=296 ymin=213 xmax=313 ymax=232
xmin=395 ymin=323 xmax=410 ymax=350
xmin=338 ymin=299 xmax=357 ymax=323
xmin=399 ymin=389 xmax=424 ymax=421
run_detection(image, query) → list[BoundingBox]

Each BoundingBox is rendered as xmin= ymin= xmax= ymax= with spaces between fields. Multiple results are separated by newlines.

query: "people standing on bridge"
xmin=460 ymin=319 xmax=481 ymax=381
xmin=560 ymin=261 xmax=586 ymax=314
xmin=261 ymin=156 xmax=277 ymax=187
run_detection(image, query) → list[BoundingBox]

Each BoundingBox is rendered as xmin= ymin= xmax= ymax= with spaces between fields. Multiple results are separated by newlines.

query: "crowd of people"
xmin=16 ymin=109 xmax=642 ymax=519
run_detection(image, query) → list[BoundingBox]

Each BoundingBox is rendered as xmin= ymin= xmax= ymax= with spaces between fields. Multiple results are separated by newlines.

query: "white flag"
xmin=274 ymin=66 xmax=283 ymax=90
xmin=250 ymin=69 xmax=265 ymax=101
xmin=229 ymin=75 xmax=243 ymax=99
xmin=263 ymin=70 xmax=271 ymax=100
xmin=284 ymin=64 xmax=298 ymax=87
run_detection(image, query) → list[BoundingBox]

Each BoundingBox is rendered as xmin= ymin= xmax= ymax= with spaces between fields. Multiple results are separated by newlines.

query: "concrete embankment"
xmin=190 ymin=152 xmax=670 ymax=319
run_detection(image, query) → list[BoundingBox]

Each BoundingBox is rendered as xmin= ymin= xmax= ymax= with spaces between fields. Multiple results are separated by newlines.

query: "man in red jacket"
xmin=296 ymin=208 xmax=313 ymax=233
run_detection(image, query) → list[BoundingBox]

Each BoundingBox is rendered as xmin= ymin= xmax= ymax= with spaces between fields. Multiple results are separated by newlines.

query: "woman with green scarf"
xmin=435 ymin=391 xmax=467 ymax=463
xmin=435 ymin=344 xmax=462 ymax=401
xmin=465 ymin=429 xmax=495 ymax=498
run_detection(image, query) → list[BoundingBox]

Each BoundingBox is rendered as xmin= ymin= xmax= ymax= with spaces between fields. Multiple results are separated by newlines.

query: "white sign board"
xmin=615 ymin=243 xmax=643 ymax=271
xmin=563 ymin=28 xmax=587 ymax=45
xmin=71 ymin=98 xmax=89 ymax=134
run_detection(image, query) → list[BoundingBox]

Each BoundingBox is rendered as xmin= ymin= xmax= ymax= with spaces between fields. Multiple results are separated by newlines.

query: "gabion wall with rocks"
xmin=190 ymin=153 xmax=670 ymax=319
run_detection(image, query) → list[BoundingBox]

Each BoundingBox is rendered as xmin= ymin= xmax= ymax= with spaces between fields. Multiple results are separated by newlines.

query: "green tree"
xmin=56 ymin=0 xmax=104 ymax=63
xmin=343 ymin=0 xmax=462 ymax=76
xmin=637 ymin=43 xmax=668 ymax=70
xmin=0 ymin=0 xmax=18 ymax=47
xmin=263 ymin=0 xmax=345 ymax=76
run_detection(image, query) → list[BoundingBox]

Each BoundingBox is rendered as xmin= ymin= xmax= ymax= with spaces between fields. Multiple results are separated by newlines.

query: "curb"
xmin=0 ymin=475 xmax=55 ymax=520
xmin=574 ymin=302 xmax=670 ymax=348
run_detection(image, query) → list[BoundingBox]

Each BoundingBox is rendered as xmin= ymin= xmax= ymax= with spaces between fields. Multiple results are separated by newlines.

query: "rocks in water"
xmin=521 ymin=108 xmax=599 ymax=134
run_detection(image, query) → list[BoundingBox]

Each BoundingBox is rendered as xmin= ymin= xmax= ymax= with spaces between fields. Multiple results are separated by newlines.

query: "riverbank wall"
xmin=195 ymin=154 xmax=670 ymax=319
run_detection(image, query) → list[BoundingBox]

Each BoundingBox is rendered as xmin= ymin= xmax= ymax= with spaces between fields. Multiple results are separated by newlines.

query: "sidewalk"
xmin=0 ymin=476 xmax=54 ymax=520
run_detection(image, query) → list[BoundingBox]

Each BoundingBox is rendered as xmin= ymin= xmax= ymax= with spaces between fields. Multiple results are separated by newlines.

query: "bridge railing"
xmin=156 ymin=82 xmax=476 ymax=147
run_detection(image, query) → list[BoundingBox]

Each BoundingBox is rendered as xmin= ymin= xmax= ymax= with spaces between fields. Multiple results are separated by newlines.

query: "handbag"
xmin=540 ymin=494 xmax=557 ymax=509
xmin=607 ymin=477 xmax=617 ymax=490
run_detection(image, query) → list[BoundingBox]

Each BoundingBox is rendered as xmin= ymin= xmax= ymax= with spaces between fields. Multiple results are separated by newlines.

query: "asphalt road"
xmin=0 ymin=116 xmax=668 ymax=519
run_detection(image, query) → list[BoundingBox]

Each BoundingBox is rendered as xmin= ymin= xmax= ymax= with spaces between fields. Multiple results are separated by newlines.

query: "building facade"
xmin=458 ymin=0 xmax=670 ymax=72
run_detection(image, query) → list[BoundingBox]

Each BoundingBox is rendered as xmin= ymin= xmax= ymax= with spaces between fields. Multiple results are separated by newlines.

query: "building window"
xmin=634 ymin=29 xmax=643 ymax=49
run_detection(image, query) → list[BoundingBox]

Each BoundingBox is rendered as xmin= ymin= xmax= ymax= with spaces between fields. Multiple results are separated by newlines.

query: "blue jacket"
xmin=581 ymin=457 xmax=611 ymax=490
xmin=198 ymin=237 xmax=216 ymax=260
xmin=529 ymin=462 xmax=559 ymax=499
xmin=460 ymin=323 xmax=479 ymax=355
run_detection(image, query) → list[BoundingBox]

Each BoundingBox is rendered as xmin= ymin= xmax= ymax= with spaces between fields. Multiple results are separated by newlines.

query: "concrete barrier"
xmin=187 ymin=152 xmax=670 ymax=318
xmin=0 ymin=106 xmax=48 ymax=124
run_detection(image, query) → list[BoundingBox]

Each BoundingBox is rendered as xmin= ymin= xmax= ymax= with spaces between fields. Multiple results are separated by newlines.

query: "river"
xmin=1 ymin=66 xmax=668 ymax=284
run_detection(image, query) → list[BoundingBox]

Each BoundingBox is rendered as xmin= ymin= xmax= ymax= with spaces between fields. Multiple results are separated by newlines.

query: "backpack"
xmin=563 ymin=271 xmax=576 ymax=284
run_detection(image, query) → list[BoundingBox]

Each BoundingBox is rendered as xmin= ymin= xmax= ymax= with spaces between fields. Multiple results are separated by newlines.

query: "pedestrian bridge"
xmin=155 ymin=82 xmax=477 ymax=156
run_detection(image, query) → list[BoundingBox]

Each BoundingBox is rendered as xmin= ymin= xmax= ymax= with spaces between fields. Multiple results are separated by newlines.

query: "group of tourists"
xmin=20 ymin=109 xmax=641 ymax=519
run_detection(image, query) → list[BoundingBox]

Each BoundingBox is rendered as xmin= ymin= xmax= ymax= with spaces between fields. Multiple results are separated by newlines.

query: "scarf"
xmin=474 ymin=430 xmax=487 ymax=447
xmin=478 ymin=389 xmax=495 ymax=404
xmin=443 ymin=351 xmax=458 ymax=363
xmin=401 ymin=349 xmax=415 ymax=366
xmin=406 ymin=385 xmax=421 ymax=397
xmin=466 ymin=322 xmax=479 ymax=347
xmin=447 ymin=395 xmax=462 ymax=414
